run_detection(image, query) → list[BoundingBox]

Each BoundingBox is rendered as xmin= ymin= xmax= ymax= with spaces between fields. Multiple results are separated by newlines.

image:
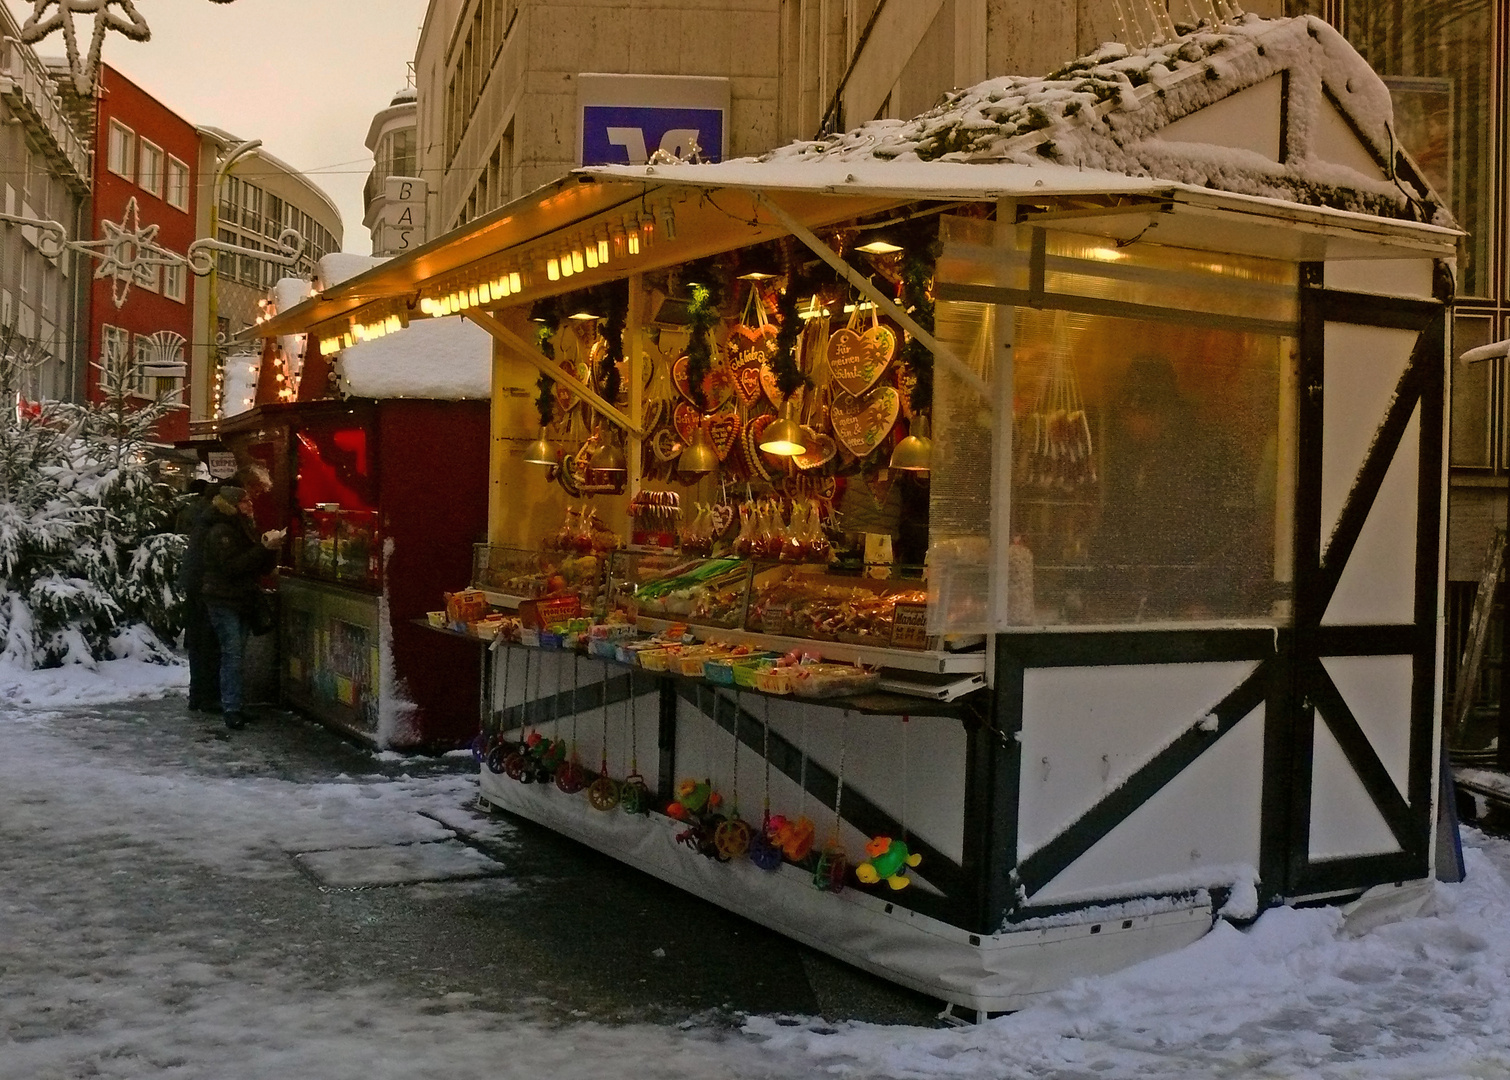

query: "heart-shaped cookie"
xmin=794 ymin=429 xmax=837 ymax=471
xmin=742 ymin=413 xmax=777 ymax=481
xmin=552 ymin=358 xmax=587 ymax=415
xmin=831 ymin=386 xmax=900 ymax=458
xmin=761 ymin=364 xmax=806 ymax=413
xmin=727 ymin=324 xmax=777 ymax=407
xmin=706 ymin=402 xmax=741 ymax=462
xmin=672 ymin=354 xmax=734 ymax=410
xmin=829 ymin=323 xmax=897 ymax=399
xmin=672 ymin=402 xmax=704 ymax=448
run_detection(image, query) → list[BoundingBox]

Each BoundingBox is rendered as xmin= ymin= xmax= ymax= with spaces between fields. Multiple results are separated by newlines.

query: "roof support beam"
xmin=752 ymin=190 xmax=989 ymax=398
xmin=465 ymin=308 xmax=644 ymax=439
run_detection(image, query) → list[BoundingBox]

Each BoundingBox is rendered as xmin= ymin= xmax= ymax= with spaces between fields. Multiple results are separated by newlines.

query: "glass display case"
xmin=604 ymin=553 xmax=934 ymax=650
xmin=607 ymin=552 xmax=752 ymax=629
xmin=295 ymin=507 xmax=381 ymax=590
xmin=471 ymin=544 xmax=606 ymax=613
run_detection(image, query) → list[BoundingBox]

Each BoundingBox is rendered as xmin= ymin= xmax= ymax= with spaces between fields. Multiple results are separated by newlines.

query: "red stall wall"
xmin=378 ymin=400 xmax=491 ymax=748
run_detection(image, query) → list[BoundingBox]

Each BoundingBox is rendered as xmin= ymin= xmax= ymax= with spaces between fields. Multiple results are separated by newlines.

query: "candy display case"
xmin=471 ymin=544 xmax=606 ymax=613
xmin=607 ymin=552 xmax=753 ymax=630
xmin=743 ymin=564 xmax=930 ymax=650
xmin=295 ymin=507 xmax=381 ymax=590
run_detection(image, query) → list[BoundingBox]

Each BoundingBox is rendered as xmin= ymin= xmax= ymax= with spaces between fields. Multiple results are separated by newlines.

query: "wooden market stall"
xmin=259 ymin=16 xmax=1461 ymax=1013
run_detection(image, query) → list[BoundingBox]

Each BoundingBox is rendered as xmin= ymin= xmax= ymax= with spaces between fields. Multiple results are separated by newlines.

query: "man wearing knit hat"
xmin=201 ymin=484 xmax=284 ymax=729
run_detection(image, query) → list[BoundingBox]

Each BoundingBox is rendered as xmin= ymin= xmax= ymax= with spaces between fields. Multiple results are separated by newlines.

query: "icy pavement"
xmin=3 ymin=659 xmax=1510 ymax=1079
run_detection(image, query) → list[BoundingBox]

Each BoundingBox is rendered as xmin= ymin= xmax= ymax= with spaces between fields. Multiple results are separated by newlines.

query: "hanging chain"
xmin=901 ymin=715 xmax=910 ymax=843
xmin=833 ymin=711 xmax=848 ymax=835
xmin=762 ymin=696 xmax=772 ymax=815
xmin=628 ymin=668 xmax=638 ymax=772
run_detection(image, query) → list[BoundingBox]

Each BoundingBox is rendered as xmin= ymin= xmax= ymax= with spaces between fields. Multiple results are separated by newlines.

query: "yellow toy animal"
xmin=855 ymin=835 xmax=921 ymax=890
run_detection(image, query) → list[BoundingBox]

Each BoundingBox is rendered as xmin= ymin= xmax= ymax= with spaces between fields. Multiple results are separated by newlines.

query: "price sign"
xmin=890 ymin=602 xmax=930 ymax=650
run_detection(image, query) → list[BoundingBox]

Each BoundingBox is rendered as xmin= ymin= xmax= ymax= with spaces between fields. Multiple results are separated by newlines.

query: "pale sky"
xmin=5 ymin=0 xmax=430 ymax=253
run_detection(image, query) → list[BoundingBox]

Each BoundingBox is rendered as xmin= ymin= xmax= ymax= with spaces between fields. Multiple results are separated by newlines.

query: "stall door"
xmin=1272 ymin=262 xmax=1447 ymax=899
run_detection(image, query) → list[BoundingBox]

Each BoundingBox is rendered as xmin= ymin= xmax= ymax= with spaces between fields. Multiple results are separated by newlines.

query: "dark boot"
xmin=223 ymin=712 xmax=247 ymax=730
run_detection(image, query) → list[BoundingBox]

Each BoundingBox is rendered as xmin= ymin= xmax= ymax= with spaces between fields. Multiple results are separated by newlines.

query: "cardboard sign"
xmin=519 ymin=594 xmax=582 ymax=630
xmin=890 ymin=602 xmax=930 ymax=650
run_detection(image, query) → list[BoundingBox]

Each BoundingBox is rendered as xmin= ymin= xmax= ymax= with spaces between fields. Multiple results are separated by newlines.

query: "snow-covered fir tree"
xmin=0 ymin=328 xmax=186 ymax=670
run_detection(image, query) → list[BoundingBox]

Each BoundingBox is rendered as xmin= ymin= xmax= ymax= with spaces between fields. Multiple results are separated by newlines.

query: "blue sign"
xmin=581 ymin=105 xmax=725 ymax=166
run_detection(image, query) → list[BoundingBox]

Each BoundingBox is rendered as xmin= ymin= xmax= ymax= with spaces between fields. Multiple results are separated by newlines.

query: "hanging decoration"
xmin=533 ymin=324 xmax=556 ymax=429
xmin=855 ymin=836 xmax=922 ymax=890
xmin=683 ymin=283 xmax=720 ymax=411
xmin=829 ymin=303 xmax=897 ymax=398
xmin=770 ymin=281 xmax=806 ymax=403
xmin=898 ymin=230 xmax=939 ymax=416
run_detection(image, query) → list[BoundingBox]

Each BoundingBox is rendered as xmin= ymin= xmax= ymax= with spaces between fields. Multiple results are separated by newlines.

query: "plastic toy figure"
xmin=855 ymin=836 xmax=922 ymax=890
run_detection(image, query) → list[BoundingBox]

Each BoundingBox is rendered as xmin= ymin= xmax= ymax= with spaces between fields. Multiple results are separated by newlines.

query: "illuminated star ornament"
xmin=20 ymin=0 xmax=239 ymax=95
xmin=74 ymin=197 xmax=176 ymax=309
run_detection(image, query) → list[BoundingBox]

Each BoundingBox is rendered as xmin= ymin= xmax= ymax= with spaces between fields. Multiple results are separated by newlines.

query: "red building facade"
xmin=88 ymin=65 xmax=199 ymax=444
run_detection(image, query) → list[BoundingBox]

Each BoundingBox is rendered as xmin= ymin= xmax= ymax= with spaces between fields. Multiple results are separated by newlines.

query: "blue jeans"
xmin=205 ymin=603 xmax=249 ymax=715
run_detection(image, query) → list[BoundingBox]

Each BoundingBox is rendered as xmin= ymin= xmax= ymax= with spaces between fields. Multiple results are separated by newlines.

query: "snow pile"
xmin=219 ymin=349 xmax=261 ymax=417
xmin=314 ymin=252 xmax=389 ymax=292
xmin=759 ymin=15 xmax=1444 ymax=226
xmin=335 ymin=315 xmax=491 ymax=401
xmin=0 ymin=655 xmax=185 ymax=706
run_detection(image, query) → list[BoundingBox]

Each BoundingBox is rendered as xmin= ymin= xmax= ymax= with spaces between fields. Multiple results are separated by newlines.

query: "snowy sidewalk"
xmin=4 ymin=662 xmax=1510 ymax=1079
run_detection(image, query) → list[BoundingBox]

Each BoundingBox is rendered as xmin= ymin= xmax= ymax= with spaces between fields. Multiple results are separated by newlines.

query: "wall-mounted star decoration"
xmin=20 ymin=0 xmax=238 ymax=95
xmin=72 ymin=197 xmax=176 ymax=308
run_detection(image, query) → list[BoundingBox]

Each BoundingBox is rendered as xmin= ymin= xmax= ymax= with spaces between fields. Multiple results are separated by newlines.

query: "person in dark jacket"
xmin=176 ymin=479 xmax=221 ymax=712
xmin=202 ymin=485 xmax=283 ymax=729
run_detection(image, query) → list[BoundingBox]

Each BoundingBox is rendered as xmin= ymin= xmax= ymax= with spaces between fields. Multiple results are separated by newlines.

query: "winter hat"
xmin=218 ymin=485 xmax=247 ymax=506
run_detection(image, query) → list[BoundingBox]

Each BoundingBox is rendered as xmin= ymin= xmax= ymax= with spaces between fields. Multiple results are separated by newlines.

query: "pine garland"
xmin=899 ymin=232 xmax=940 ymax=415
xmin=771 ymin=281 xmax=806 ymax=400
xmin=598 ymin=284 xmax=627 ymax=404
xmin=685 ymin=283 xmax=718 ymax=411
xmin=534 ymin=323 xmax=556 ymax=428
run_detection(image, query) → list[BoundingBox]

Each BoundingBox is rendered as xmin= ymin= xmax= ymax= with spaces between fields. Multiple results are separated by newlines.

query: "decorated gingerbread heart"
xmin=727 ymin=324 xmax=777 ymax=407
xmin=672 ymin=402 xmax=704 ymax=448
xmin=829 ymin=322 xmax=897 ymax=398
xmin=831 ymin=385 xmax=900 ymax=458
xmin=672 ymin=355 xmax=735 ymax=411
xmin=552 ymin=357 xmax=588 ymax=415
xmin=794 ymin=430 xmax=837 ymax=471
xmin=706 ymin=402 xmax=741 ymax=462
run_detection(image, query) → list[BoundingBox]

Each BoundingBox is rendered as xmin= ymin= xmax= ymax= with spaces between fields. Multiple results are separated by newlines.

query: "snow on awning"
xmin=1462 ymin=340 xmax=1510 ymax=365
xmin=334 ymin=315 xmax=490 ymax=401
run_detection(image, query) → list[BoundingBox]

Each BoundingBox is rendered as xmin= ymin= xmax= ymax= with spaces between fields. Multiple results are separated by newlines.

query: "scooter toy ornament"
xmin=854 ymin=835 xmax=922 ymax=890
xmin=665 ymin=778 xmax=716 ymax=819
xmin=767 ymin=814 xmax=815 ymax=861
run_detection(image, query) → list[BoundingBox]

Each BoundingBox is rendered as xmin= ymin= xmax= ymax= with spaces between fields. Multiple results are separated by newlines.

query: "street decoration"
xmin=20 ymin=0 xmax=239 ymax=95
xmin=0 ymin=197 xmax=304 ymax=310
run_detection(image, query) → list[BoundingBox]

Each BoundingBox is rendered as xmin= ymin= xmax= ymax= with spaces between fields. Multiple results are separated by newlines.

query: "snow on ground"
xmin=4 ymin=664 xmax=1510 ymax=1078
xmin=0 ymin=655 xmax=186 ymax=708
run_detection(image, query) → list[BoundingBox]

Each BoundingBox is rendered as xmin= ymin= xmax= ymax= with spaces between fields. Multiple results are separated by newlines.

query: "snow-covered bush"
xmin=0 ymin=328 xmax=185 ymax=669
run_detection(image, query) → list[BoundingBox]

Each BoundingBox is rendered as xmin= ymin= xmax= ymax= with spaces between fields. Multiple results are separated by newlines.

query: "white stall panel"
xmin=1028 ymin=707 xmax=1265 ymax=906
xmin=1320 ymin=323 xmax=1417 ymax=553
xmin=1324 ymin=260 xmax=1435 ymax=300
xmin=1309 ymin=716 xmax=1402 ymax=860
xmin=1018 ymin=662 xmax=1260 ymax=857
xmin=766 ymin=702 xmax=967 ymax=865
xmin=1320 ymin=654 xmax=1414 ymax=797
xmin=1323 ymin=407 xmax=1419 ymax=626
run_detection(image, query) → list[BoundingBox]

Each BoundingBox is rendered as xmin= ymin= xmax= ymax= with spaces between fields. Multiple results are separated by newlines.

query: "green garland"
xmin=771 ymin=281 xmax=806 ymax=400
xmin=534 ymin=323 xmax=556 ymax=428
xmin=685 ymin=283 xmax=718 ymax=411
xmin=597 ymin=283 xmax=627 ymax=403
xmin=898 ymin=231 xmax=939 ymax=415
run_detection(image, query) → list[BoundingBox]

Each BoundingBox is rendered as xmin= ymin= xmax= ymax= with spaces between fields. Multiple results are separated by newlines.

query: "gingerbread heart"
xmin=672 ymin=354 xmax=734 ymax=410
xmin=794 ymin=429 xmax=837 ymax=471
xmin=761 ymin=364 xmax=806 ymax=413
xmin=727 ymin=324 xmax=777 ymax=407
xmin=672 ymin=402 xmax=703 ymax=447
xmin=829 ymin=323 xmax=897 ymax=398
xmin=706 ymin=402 xmax=741 ymax=462
xmin=742 ymin=413 xmax=777 ymax=481
xmin=552 ymin=358 xmax=586 ymax=415
xmin=831 ymin=386 xmax=900 ymax=458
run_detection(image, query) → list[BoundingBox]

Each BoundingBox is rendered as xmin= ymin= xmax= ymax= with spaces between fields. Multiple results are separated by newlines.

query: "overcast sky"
xmin=5 ymin=0 xmax=430 ymax=252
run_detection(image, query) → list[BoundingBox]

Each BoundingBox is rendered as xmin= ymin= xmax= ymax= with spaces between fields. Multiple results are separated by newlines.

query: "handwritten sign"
xmin=890 ymin=602 xmax=930 ymax=650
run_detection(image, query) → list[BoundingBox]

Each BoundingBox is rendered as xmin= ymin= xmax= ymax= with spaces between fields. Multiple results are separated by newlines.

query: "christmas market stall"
xmin=258 ymin=16 xmax=1461 ymax=1013
xmin=198 ymin=278 xmax=492 ymax=750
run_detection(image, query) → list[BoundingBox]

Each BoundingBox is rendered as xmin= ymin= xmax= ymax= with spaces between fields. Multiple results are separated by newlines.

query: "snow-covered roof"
xmin=314 ymin=254 xmax=390 ymax=292
xmin=272 ymin=277 xmax=312 ymax=316
xmin=587 ymin=15 xmax=1449 ymax=229
xmin=334 ymin=316 xmax=491 ymax=401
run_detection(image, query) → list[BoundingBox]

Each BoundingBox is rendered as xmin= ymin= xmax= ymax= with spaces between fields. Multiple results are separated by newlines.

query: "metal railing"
xmin=0 ymin=35 xmax=91 ymax=186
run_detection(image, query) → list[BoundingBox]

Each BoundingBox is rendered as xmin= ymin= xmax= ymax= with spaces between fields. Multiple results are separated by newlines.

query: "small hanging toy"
xmin=619 ymin=669 xmax=651 ymax=815
xmin=768 ymin=814 xmax=815 ymax=862
xmin=711 ymin=702 xmax=752 ymax=859
xmin=666 ymin=778 xmax=715 ymax=819
xmin=586 ymin=660 xmax=621 ymax=810
xmin=746 ymin=698 xmax=783 ymax=871
xmin=812 ymin=710 xmax=851 ymax=893
xmin=855 ymin=836 xmax=922 ymax=890
xmin=554 ymin=654 xmax=588 ymax=794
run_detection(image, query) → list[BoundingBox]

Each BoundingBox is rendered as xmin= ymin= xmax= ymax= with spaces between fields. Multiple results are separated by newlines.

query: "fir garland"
xmin=899 ymin=231 xmax=940 ymax=415
xmin=534 ymin=323 xmax=556 ymax=428
xmin=597 ymin=283 xmax=627 ymax=404
xmin=685 ymin=283 xmax=718 ymax=411
xmin=771 ymin=281 xmax=806 ymax=400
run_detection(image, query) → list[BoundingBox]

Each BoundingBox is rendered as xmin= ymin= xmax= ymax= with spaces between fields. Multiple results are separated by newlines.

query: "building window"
xmin=134 ymin=260 xmax=160 ymax=293
xmin=165 ymin=156 xmax=190 ymax=211
xmin=265 ymin=195 xmax=285 ymax=239
xmin=217 ymin=228 xmax=237 ymax=279
xmin=101 ymin=323 xmax=129 ymax=375
xmin=138 ymin=140 xmax=164 ymax=198
xmin=164 ymin=262 xmax=187 ymax=303
xmin=106 ymin=121 xmax=135 ymax=179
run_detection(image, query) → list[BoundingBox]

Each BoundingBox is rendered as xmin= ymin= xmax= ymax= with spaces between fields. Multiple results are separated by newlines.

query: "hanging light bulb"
xmin=468 ymin=286 xmax=480 ymax=307
xmin=626 ymin=215 xmax=641 ymax=257
xmin=548 ymin=257 xmax=561 ymax=282
xmin=889 ymin=415 xmax=933 ymax=472
xmin=639 ymin=210 xmax=656 ymax=250
xmin=597 ymin=229 xmax=611 ymax=266
xmin=759 ymin=400 xmax=807 ymax=456
xmin=610 ymin=223 xmax=627 ymax=259
xmin=585 ymin=239 xmax=599 ymax=270
xmin=510 ymin=270 xmax=522 ymax=293
xmin=524 ymin=428 xmax=558 ymax=466
xmin=479 ymin=281 xmax=492 ymax=304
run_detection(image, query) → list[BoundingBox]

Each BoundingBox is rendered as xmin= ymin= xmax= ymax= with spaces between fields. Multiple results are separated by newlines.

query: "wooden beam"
xmin=752 ymin=191 xmax=990 ymax=397
xmin=464 ymin=308 xmax=644 ymax=439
